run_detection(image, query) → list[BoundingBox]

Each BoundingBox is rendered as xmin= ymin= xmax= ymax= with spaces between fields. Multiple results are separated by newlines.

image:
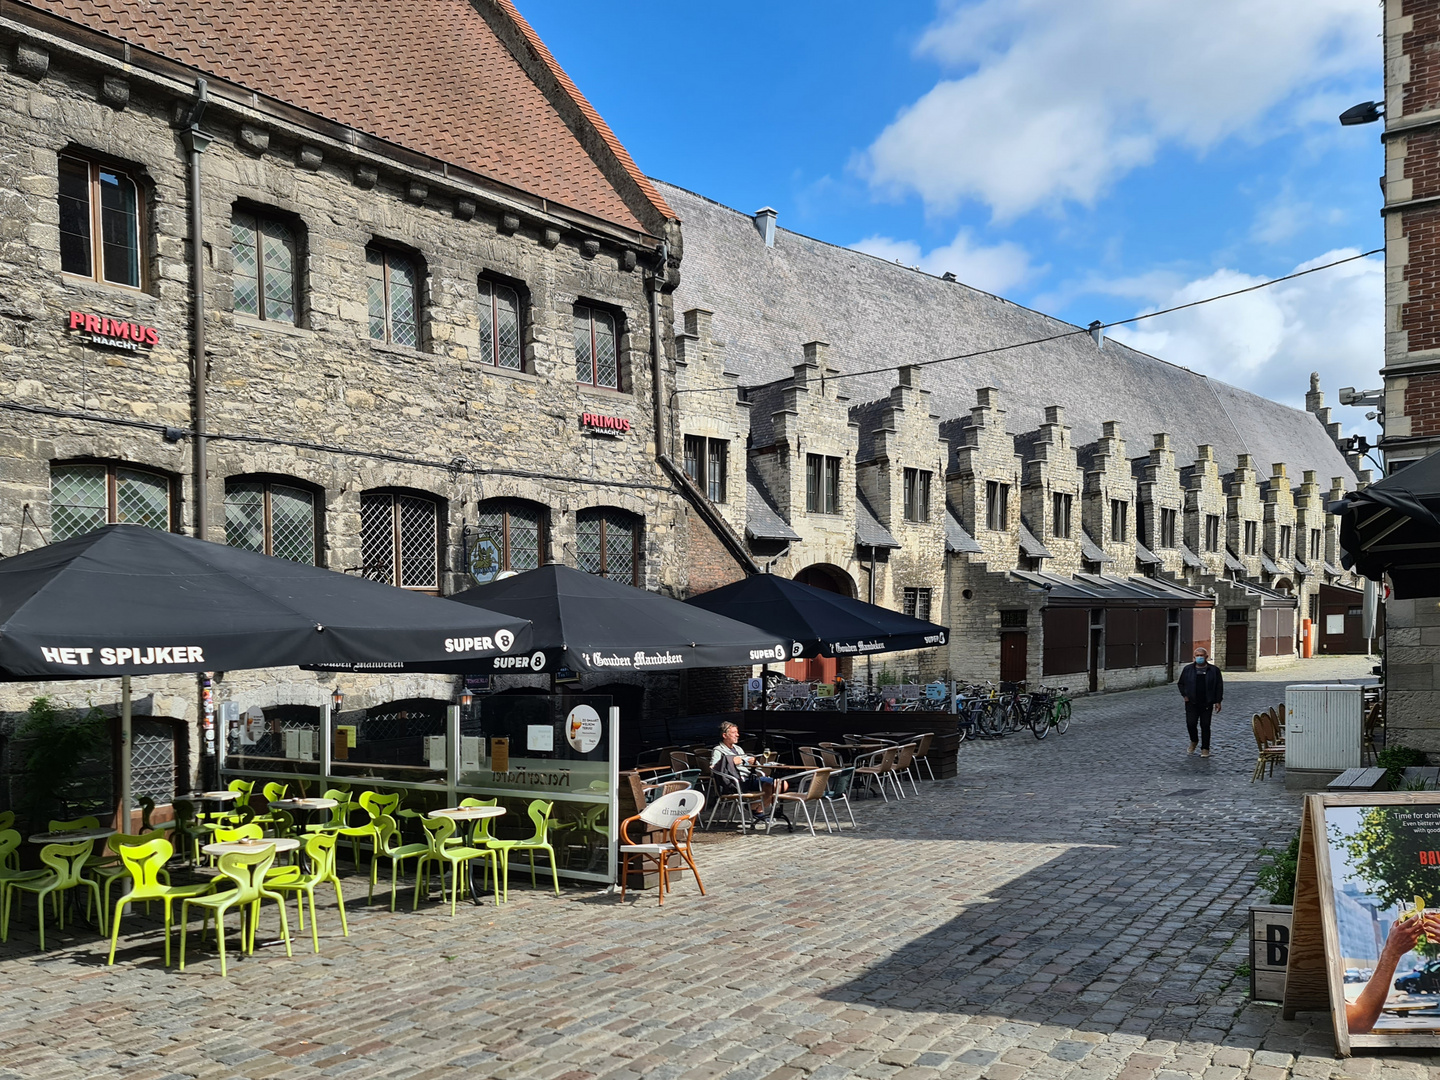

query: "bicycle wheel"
xmin=1056 ymin=699 xmax=1071 ymax=734
xmin=1006 ymin=696 xmax=1028 ymax=734
xmin=979 ymin=701 xmax=1004 ymax=738
xmin=1030 ymin=702 xmax=1050 ymax=739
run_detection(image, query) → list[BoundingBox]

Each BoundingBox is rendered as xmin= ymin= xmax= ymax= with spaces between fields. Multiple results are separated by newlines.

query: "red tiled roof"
xmin=21 ymin=0 xmax=662 ymax=233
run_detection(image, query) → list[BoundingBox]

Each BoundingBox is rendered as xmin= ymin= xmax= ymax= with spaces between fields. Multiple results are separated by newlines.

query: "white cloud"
xmin=1108 ymin=249 xmax=1382 ymax=418
xmin=863 ymin=0 xmax=1377 ymax=219
xmin=850 ymin=229 xmax=1033 ymax=293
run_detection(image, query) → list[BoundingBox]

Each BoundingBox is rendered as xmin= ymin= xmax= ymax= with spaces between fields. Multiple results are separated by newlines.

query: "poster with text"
xmin=1327 ymin=802 xmax=1440 ymax=1038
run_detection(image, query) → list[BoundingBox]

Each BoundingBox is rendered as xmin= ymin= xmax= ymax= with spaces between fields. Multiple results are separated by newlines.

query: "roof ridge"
xmin=497 ymin=0 xmax=675 ymax=223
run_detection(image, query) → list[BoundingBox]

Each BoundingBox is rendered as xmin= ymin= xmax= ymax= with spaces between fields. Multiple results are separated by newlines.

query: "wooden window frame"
xmin=1205 ymin=514 xmax=1221 ymax=552
xmin=574 ymin=302 xmax=621 ymax=390
xmin=58 ymin=154 xmax=144 ymax=289
xmin=1110 ymin=499 xmax=1128 ymax=543
xmin=683 ymin=435 xmax=728 ymax=503
xmin=576 ymin=508 xmax=642 ymax=586
xmin=478 ymin=276 xmax=524 ymax=371
xmin=50 ymin=460 xmax=175 ymax=540
xmin=903 ymin=468 xmax=932 ymax=523
xmin=476 ymin=498 xmax=549 ymax=575
xmin=367 ymin=244 xmax=421 ymax=348
xmin=1244 ymin=520 xmax=1258 ymax=556
xmin=1052 ymin=492 xmax=1072 ymax=539
xmin=902 ymin=586 xmax=932 ymax=621
xmin=360 ymin=490 xmax=441 ymax=592
xmin=806 ymin=454 xmax=841 ymax=515
xmin=223 ymin=476 xmax=321 ymax=565
xmin=986 ymin=481 xmax=1009 ymax=531
xmin=231 ymin=208 xmax=301 ymax=325
xmin=1160 ymin=507 xmax=1177 ymax=549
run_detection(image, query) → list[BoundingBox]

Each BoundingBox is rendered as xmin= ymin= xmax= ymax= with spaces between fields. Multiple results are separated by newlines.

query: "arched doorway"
xmin=794 ymin=563 xmax=856 ymax=598
xmin=789 ymin=564 xmax=859 ymax=683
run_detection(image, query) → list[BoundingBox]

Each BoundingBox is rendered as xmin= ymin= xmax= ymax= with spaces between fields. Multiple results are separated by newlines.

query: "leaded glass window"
xmin=479 ymin=279 xmax=522 ymax=370
xmin=473 ymin=499 xmax=546 ymax=581
xmin=232 ymin=211 xmax=297 ymax=323
xmin=366 ymin=245 xmax=419 ymax=348
xmin=52 ymin=462 xmax=170 ymax=541
xmin=574 ymin=304 xmax=618 ymax=389
xmin=361 ymin=491 xmax=438 ymax=590
xmin=225 ymin=479 xmax=317 ymax=564
xmin=576 ymin=508 xmax=640 ymax=586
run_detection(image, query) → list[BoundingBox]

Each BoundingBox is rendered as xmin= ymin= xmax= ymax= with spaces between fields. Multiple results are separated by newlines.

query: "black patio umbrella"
xmin=0 ymin=525 xmax=532 ymax=823
xmin=684 ymin=573 xmax=949 ymax=658
xmin=0 ymin=525 xmax=532 ymax=679
xmin=310 ymin=563 xmax=792 ymax=675
xmin=1334 ymin=454 xmax=1440 ymax=599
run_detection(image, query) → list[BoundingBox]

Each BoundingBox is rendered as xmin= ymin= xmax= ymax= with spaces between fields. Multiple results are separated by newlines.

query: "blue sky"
xmin=523 ymin=0 xmax=1384 ymax=423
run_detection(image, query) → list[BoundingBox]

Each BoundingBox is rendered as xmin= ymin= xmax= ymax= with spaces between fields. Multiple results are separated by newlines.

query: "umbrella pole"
xmin=119 ymin=675 xmax=132 ymax=833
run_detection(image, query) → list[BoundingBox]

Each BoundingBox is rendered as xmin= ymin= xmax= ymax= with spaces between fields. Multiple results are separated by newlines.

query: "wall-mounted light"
xmin=460 ymin=691 xmax=473 ymax=708
xmin=331 ymin=688 xmax=344 ymax=713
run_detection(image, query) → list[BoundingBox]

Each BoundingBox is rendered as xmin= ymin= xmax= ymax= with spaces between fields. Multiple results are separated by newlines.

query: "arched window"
xmin=574 ymin=303 xmax=619 ymax=389
xmin=361 ymin=490 xmax=439 ymax=590
xmin=478 ymin=277 xmax=522 ymax=370
xmin=576 ymin=507 xmax=640 ymax=586
xmin=225 ymin=477 xmax=319 ymax=564
xmin=472 ymin=499 xmax=547 ymax=580
xmin=51 ymin=462 xmax=172 ymax=542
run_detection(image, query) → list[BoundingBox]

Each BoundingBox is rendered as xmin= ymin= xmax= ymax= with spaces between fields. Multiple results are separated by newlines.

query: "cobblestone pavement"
xmin=2 ymin=655 xmax=1427 ymax=1080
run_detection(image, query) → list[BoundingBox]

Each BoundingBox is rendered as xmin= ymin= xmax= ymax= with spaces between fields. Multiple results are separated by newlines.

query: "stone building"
xmin=661 ymin=181 xmax=1365 ymax=691
xmin=0 ymin=0 xmax=750 ymax=802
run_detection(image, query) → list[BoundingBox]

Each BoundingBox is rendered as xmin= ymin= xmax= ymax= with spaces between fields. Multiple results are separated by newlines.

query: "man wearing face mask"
xmin=1177 ymin=647 xmax=1223 ymax=758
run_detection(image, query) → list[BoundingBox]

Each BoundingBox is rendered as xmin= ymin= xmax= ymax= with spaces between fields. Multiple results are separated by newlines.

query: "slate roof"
xmin=1079 ymin=529 xmax=1113 ymax=563
xmin=945 ymin=510 xmax=984 ymax=555
xmin=658 ymin=181 xmax=1357 ymax=482
xmin=855 ymin=494 xmax=900 ymax=549
xmin=24 ymin=0 xmax=667 ymax=233
xmin=1224 ymin=548 xmax=1246 ymax=572
xmin=1018 ymin=521 xmax=1053 ymax=560
xmin=746 ymin=465 xmax=799 ymax=542
xmin=1178 ymin=541 xmax=1203 ymax=570
xmin=1135 ymin=540 xmax=1160 ymax=566
xmin=1010 ymin=570 xmax=1211 ymax=607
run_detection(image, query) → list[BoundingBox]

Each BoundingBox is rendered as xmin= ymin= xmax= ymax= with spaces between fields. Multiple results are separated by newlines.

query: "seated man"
xmin=710 ymin=721 xmax=787 ymax=822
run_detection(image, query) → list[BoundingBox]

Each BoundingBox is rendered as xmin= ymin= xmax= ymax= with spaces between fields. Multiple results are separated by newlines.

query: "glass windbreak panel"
xmin=330 ymin=698 xmax=448 ymax=785
xmin=458 ymin=695 xmax=614 ymax=882
xmin=224 ymin=704 xmax=322 ymax=776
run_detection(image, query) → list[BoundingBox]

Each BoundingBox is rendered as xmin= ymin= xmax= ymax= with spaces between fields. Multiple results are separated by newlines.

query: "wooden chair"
xmin=618 ymin=789 xmax=706 ymax=906
xmin=1363 ymin=699 xmax=1384 ymax=764
xmin=1251 ymin=714 xmax=1285 ymax=782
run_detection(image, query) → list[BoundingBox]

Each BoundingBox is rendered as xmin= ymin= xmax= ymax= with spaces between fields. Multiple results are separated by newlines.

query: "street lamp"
xmin=330 ymin=687 xmax=344 ymax=713
xmin=1339 ymin=101 xmax=1384 ymax=126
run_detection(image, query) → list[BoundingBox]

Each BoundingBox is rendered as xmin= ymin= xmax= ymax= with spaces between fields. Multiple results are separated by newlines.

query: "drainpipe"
xmin=181 ymin=79 xmax=211 ymax=540
xmin=648 ymin=242 xmax=669 ymax=461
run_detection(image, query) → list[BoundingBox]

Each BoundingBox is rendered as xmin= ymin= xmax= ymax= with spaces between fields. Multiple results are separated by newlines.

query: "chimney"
xmin=754 ymin=207 xmax=777 ymax=247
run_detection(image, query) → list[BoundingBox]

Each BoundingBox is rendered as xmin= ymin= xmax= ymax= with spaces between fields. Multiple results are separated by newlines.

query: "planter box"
xmin=1251 ymin=903 xmax=1293 ymax=1002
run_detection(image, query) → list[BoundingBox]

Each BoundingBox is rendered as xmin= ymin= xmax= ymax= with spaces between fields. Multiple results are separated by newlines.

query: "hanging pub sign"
xmin=580 ymin=411 xmax=631 ymax=435
xmin=1283 ymin=791 xmax=1440 ymax=1055
xmin=66 ymin=310 xmax=159 ymax=352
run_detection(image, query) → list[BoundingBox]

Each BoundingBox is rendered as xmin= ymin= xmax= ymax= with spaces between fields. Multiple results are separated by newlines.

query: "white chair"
xmin=618 ymin=789 xmax=707 ymax=906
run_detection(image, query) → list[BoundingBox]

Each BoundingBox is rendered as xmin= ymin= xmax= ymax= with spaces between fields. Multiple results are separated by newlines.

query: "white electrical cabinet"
xmin=1284 ymin=684 xmax=1362 ymax=771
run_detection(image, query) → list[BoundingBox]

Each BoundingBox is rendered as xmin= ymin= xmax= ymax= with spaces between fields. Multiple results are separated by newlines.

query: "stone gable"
xmin=1226 ymin=455 xmax=1265 ymax=579
xmin=1136 ymin=433 xmax=1186 ymax=579
xmin=1260 ymin=463 xmax=1298 ymax=590
xmin=1079 ymin=421 xmax=1137 ymax=567
xmin=1019 ymin=405 xmax=1083 ymax=575
xmin=944 ymin=387 xmax=1021 ymax=571
xmin=1183 ymin=445 xmax=1228 ymax=583
xmin=673 ymin=307 xmax=749 ymax=538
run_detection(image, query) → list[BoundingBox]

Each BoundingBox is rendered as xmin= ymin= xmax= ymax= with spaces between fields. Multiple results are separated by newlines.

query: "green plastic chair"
xmin=252 ymin=782 xmax=290 ymax=831
xmin=2 ymin=839 xmax=100 ymax=949
xmin=209 ymin=824 xmax=294 ymax=881
xmin=48 ymin=815 xmax=101 ymax=833
xmin=456 ymin=797 xmax=500 ymax=845
xmin=170 ymin=799 xmax=200 ymax=864
xmin=370 ymin=814 xmax=428 ymax=910
xmin=486 ymin=800 xmax=559 ymax=900
xmin=335 ymin=790 xmax=393 ymax=866
xmin=266 ymin=832 xmax=349 ymax=953
xmin=106 ymin=835 xmax=214 ymax=966
xmin=0 ymin=815 xmax=15 ymax=871
xmin=0 ymin=831 xmax=44 ymax=899
xmin=415 ymin=815 xmax=499 ymax=914
xmin=179 ymin=846 xmax=292 ymax=977
xmin=89 ymin=831 xmax=172 ymax=927
xmin=304 ymin=789 xmax=355 ymax=835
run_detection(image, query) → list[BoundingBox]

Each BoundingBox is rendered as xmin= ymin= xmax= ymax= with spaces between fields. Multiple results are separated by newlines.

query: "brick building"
xmin=0 ymin=1 xmax=751 ymax=799
xmin=663 ymin=182 xmax=1365 ymax=691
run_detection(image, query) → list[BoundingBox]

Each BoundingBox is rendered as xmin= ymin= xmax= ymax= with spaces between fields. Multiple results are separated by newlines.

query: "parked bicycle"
xmin=1027 ymin=686 xmax=1072 ymax=740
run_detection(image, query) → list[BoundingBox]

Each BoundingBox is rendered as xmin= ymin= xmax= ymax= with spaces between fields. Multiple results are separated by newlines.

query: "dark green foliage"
xmin=1379 ymin=745 xmax=1427 ymax=789
xmin=17 ymin=696 xmax=109 ymax=830
xmin=1256 ymin=831 xmax=1301 ymax=904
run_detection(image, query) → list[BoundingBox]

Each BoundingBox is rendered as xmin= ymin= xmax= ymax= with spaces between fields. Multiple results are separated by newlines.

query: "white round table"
xmin=193 ymin=791 xmax=240 ymax=802
xmin=28 ymin=827 xmax=115 ymax=845
xmin=202 ymin=836 xmax=301 ymax=857
xmin=428 ymin=806 xmax=505 ymax=822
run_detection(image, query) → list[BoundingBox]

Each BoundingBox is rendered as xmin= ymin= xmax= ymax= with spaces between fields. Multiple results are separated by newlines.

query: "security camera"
xmin=1339 ymin=387 xmax=1356 ymax=405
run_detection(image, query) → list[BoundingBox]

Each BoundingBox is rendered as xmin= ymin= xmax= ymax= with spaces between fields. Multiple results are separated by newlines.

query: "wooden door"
xmin=1000 ymin=631 xmax=1027 ymax=683
xmin=1226 ymin=622 xmax=1248 ymax=670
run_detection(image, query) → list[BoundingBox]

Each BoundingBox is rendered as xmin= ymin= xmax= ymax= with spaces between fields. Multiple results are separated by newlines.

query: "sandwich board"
xmin=1283 ymin=792 xmax=1440 ymax=1055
